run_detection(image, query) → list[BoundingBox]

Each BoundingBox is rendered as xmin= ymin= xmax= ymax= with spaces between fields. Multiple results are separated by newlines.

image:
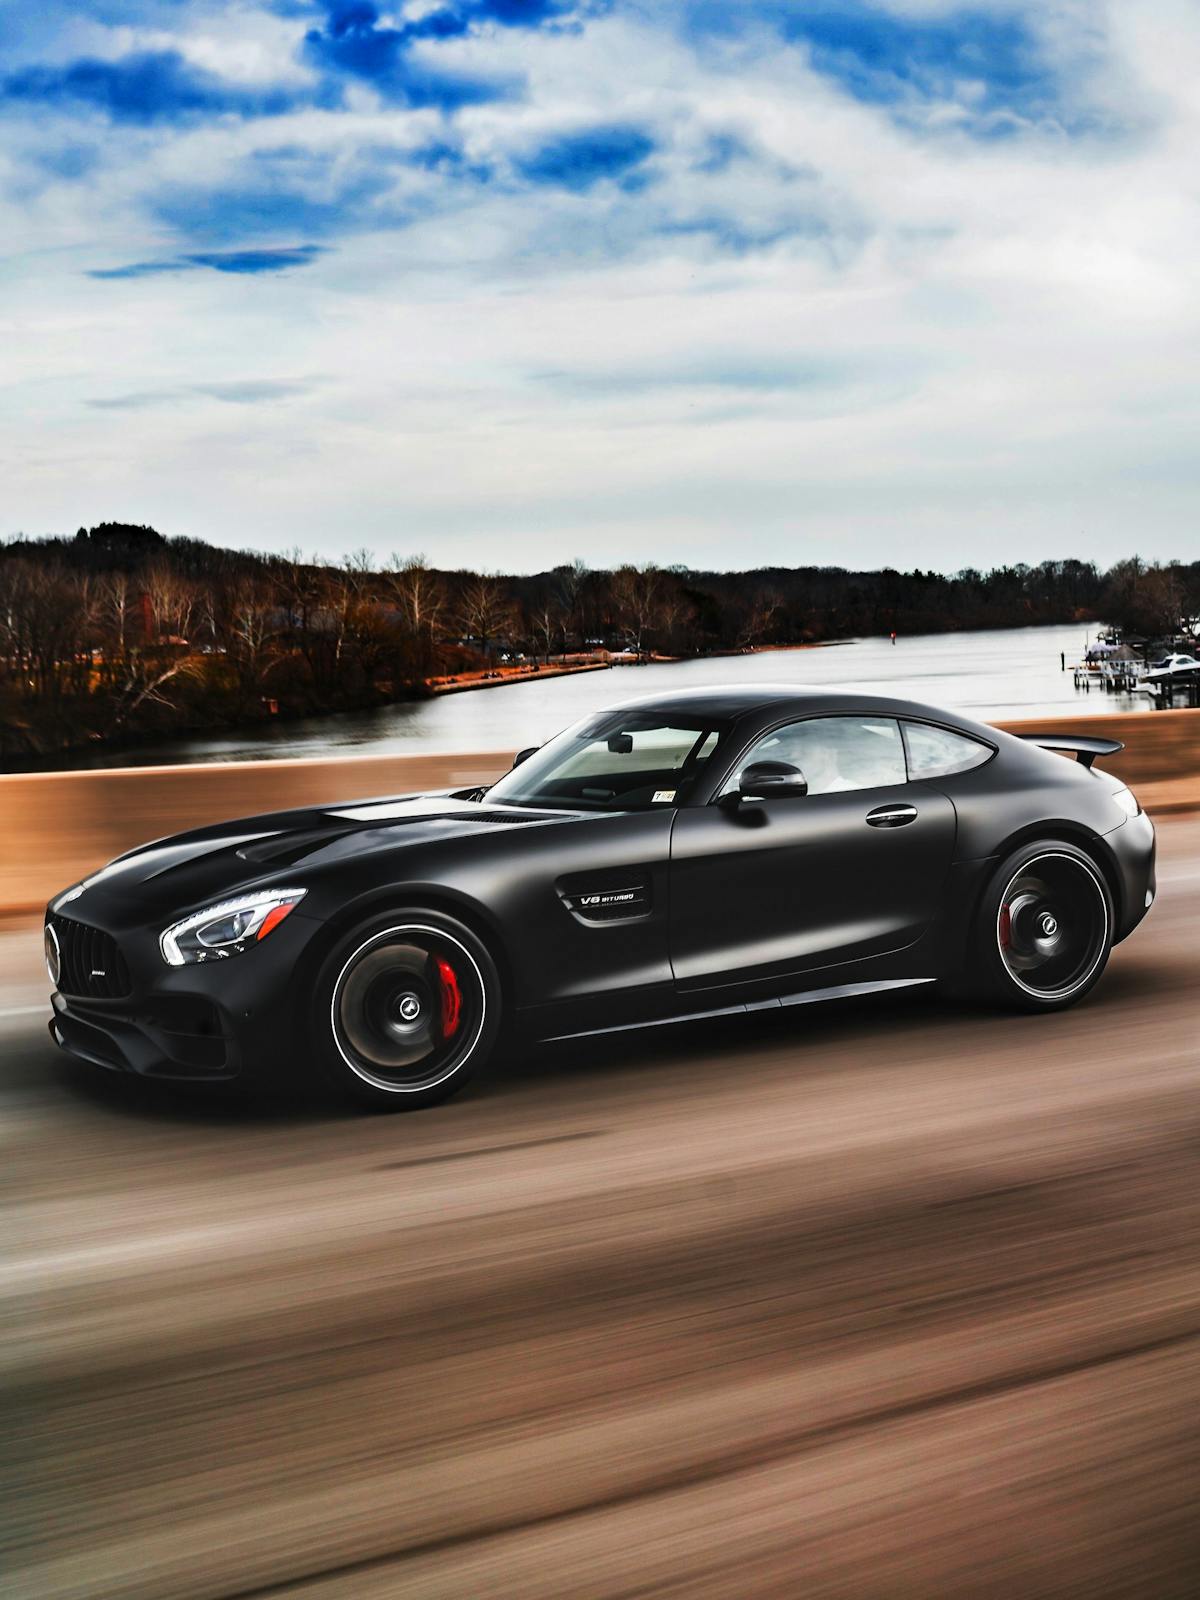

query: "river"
xmin=42 ymin=622 xmax=1148 ymax=771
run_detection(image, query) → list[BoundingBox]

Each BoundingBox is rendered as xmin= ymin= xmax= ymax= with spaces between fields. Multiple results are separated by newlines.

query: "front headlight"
xmin=1111 ymin=786 xmax=1140 ymax=820
xmin=160 ymin=888 xmax=306 ymax=967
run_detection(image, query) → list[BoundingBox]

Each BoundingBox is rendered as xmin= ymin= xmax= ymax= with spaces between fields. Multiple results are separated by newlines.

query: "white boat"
xmin=1137 ymin=652 xmax=1200 ymax=695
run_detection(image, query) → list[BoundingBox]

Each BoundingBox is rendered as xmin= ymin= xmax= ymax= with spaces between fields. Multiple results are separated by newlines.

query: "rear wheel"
xmin=972 ymin=841 xmax=1113 ymax=1011
xmin=313 ymin=912 xmax=500 ymax=1110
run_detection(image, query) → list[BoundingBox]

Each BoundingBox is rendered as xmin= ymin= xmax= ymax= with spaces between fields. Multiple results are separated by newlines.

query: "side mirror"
xmin=737 ymin=760 xmax=808 ymax=803
xmin=511 ymin=746 xmax=539 ymax=769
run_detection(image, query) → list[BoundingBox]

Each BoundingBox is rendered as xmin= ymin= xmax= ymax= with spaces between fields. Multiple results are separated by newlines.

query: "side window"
xmin=723 ymin=716 xmax=906 ymax=798
xmin=902 ymin=721 xmax=992 ymax=779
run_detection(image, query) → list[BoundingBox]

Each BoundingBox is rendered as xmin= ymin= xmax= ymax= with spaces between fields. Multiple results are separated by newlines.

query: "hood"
xmin=54 ymin=793 xmax=571 ymax=920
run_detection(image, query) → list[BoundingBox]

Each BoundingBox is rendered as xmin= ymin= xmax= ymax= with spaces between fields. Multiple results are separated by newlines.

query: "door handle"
xmin=866 ymin=803 xmax=918 ymax=828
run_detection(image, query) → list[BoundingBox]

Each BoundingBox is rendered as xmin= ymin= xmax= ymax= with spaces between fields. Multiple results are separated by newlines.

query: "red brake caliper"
xmin=437 ymin=957 xmax=462 ymax=1039
xmin=998 ymin=905 xmax=1012 ymax=948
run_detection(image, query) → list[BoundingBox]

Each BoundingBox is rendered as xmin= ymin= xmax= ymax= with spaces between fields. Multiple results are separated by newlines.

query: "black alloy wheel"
xmin=974 ymin=841 xmax=1113 ymax=1011
xmin=314 ymin=912 xmax=500 ymax=1109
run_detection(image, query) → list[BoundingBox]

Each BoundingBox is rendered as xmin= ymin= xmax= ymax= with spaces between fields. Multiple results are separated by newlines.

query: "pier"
xmin=1072 ymin=659 xmax=1141 ymax=694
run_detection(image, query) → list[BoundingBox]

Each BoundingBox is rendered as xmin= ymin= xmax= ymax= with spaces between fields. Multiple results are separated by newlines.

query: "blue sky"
xmin=2 ymin=0 xmax=1197 ymax=568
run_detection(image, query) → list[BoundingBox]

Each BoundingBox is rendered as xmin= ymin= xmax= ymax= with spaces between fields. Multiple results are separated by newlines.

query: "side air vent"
xmin=557 ymin=871 xmax=653 ymax=925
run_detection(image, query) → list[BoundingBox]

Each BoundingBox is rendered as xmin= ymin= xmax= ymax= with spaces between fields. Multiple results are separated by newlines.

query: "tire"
xmin=971 ymin=840 xmax=1113 ymax=1012
xmin=312 ymin=910 xmax=502 ymax=1111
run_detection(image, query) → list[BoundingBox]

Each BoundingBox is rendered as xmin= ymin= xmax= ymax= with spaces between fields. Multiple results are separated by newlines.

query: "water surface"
xmin=47 ymin=622 xmax=1145 ymax=770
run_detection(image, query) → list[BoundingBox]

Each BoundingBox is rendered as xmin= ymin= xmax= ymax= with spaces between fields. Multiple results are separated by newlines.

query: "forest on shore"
xmin=2 ymin=522 xmax=1196 ymax=759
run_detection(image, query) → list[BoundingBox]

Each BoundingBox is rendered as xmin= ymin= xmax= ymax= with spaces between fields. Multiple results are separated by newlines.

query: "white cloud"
xmin=1 ymin=0 xmax=1197 ymax=570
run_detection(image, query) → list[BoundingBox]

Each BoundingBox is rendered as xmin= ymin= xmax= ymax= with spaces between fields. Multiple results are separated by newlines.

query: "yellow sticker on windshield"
xmin=652 ymin=790 xmax=677 ymax=803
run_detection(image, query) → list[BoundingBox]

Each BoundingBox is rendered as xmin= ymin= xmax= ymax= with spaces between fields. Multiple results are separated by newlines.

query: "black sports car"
xmin=44 ymin=688 xmax=1156 ymax=1110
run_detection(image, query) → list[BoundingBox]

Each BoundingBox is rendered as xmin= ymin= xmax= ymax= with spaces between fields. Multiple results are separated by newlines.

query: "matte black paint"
xmin=669 ymin=782 xmax=958 ymax=991
xmin=43 ymin=688 xmax=1156 ymax=1082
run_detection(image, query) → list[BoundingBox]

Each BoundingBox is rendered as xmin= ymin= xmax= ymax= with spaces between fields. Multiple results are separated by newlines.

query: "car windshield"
xmin=487 ymin=711 xmax=726 ymax=812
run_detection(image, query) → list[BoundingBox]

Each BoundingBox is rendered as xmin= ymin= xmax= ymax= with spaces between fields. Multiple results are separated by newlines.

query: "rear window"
xmin=902 ymin=721 xmax=993 ymax=780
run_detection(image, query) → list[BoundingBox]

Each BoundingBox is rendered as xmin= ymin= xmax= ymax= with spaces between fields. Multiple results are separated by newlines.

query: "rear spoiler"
xmin=1014 ymin=733 xmax=1124 ymax=770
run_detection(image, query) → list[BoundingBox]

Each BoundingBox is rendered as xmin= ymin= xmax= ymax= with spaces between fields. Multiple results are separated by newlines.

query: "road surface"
xmin=4 ymin=816 xmax=1199 ymax=1599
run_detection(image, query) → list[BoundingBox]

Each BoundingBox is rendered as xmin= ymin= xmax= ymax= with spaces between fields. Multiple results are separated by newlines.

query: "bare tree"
xmin=101 ymin=571 xmax=133 ymax=665
xmin=528 ymin=593 xmax=567 ymax=665
xmin=344 ymin=595 xmax=398 ymax=691
xmin=325 ymin=565 xmax=360 ymax=673
xmin=111 ymin=654 xmax=201 ymax=727
xmin=383 ymin=554 xmax=446 ymax=674
xmin=554 ymin=559 xmax=589 ymax=651
xmin=142 ymin=560 xmax=198 ymax=643
xmin=610 ymin=564 xmax=660 ymax=657
xmin=454 ymin=573 xmax=517 ymax=659
xmin=655 ymin=583 xmax=696 ymax=655
xmin=736 ymin=587 xmax=782 ymax=650
xmin=1106 ymin=560 xmax=1185 ymax=637
xmin=0 ymin=559 xmax=93 ymax=701
xmin=279 ymin=549 xmax=332 ymax=690
xmin=226 ymin=578 xmax=281 ymax=699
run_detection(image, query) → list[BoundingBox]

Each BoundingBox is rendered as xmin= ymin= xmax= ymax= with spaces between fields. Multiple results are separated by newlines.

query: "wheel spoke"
xmin=332 ymin=926 xmax=484 ymax=1092
xmin=996 ymin=855 xmax=1107 ymax=999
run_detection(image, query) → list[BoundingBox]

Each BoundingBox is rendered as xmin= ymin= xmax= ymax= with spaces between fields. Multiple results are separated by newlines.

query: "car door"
xmin=475 ymin=710 xmax=728 ymax=1036
xmin=668 ymin=714 xmax=957 ymax=993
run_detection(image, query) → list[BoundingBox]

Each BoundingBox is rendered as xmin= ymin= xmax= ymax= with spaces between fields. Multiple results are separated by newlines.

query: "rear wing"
xmin=1013 ymin=733 xmax=1124 ymax=770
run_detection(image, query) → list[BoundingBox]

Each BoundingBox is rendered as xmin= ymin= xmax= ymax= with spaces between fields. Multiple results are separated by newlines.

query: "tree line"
xmin=1 ymin=522 xmax=1196 ymax=758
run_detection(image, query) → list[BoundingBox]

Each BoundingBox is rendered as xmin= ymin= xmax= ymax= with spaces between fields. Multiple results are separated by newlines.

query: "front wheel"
xmin=312 ymin=912 xmax=501 ymax=1110
xmin=971 ymin=842 xmax=1113 ymax=1012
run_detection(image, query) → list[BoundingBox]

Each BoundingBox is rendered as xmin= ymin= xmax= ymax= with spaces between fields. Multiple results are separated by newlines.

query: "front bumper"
xmin=45 ymin=907 xmax=323 ymax=1082
xmin=49 ymin=991 xmax=239 ymax=1080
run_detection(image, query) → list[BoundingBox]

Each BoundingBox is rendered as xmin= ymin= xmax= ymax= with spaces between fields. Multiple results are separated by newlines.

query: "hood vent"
xmin=237 ymin=827 xmax=358 ymax=866
xmin=458 ymin=811 xmax=550 ymax=824
xmin=236 ymin=810 xmax=550 ymax=866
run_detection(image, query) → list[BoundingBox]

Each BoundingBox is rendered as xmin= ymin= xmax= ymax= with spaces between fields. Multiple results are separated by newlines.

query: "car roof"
xmin=601 ymin=684 xmax=810 ymax=720
xmin=601 ymin=683 xmax=991 ymax=731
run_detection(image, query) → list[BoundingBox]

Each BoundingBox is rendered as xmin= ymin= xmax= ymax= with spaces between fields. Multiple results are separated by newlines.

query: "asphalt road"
xmin=4 ymin=816 xmax=1200 ymax=1600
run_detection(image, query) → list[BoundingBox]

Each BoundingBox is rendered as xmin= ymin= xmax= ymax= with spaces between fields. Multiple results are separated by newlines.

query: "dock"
xmin=1071 ymin=660 xmax=1141 ymax=694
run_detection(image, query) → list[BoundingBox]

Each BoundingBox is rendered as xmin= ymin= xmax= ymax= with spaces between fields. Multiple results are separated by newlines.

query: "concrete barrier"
xmin=1013 ymin=708 xmax=1200 ymax=790
xmin=2 ymin=711 xmax=1196 ymax=915
xmin=0 ymin=750 xmax=505 ymax=918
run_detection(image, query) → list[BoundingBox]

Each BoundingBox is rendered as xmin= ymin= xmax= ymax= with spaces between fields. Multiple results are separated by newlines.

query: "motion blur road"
xmin=5 ymin=816 xmax=1200 ymax=1600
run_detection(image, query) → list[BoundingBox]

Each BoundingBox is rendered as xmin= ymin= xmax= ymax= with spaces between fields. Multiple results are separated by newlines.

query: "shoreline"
xmin=1 ymin=629 xmax=1160 ymax=775
xmin=1 ymin=642 xmax=842 ymax=771
xmin=427 ymin=639 xmax=844 ymax=696
xmin=428 ymin=660 xmax=613 ymax=695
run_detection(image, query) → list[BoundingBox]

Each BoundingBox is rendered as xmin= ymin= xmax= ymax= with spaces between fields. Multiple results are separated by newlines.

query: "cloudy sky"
xmin=2 ymin=1 xmax=1197 ymax=571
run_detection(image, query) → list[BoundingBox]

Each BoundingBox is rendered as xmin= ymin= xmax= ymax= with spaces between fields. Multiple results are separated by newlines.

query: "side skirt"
xmin=539 ymin=976 xmax=937 ymax=1045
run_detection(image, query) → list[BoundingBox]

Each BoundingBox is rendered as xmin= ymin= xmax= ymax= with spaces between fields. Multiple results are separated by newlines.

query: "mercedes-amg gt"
xmin=44 ymin=688 xmax=1156 ymax=1108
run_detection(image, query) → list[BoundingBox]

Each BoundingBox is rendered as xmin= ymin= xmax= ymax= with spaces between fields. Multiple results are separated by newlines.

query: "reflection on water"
xmin=62 ymin=622 xmax=1147 ymax=770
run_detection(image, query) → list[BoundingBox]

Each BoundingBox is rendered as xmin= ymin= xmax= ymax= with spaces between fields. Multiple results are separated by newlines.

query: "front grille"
xmin=49 ymin=915 xmax=132 ymax=999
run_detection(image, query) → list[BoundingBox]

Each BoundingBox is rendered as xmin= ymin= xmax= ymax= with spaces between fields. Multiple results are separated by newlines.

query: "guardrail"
xmin=1 ymin=710 xmax=1196 ymax=915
